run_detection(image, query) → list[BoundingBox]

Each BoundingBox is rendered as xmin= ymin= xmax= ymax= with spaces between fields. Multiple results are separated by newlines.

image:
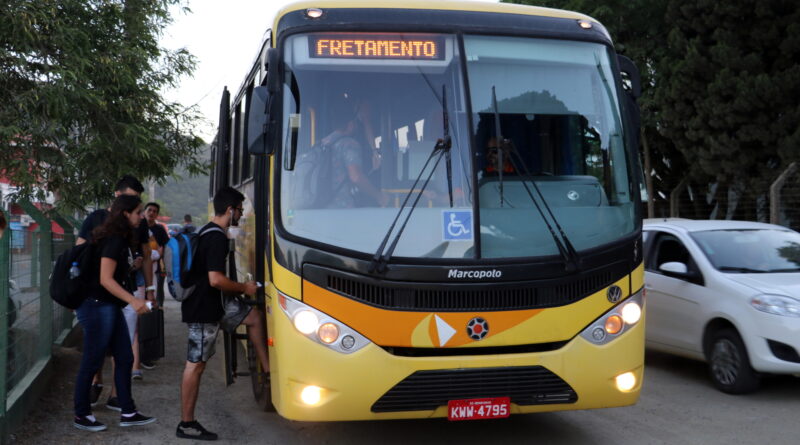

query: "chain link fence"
xmin=0 ymin=202 xmax=79 ymax=443
xmin=647 ymin=163 xmax=800 ymax=232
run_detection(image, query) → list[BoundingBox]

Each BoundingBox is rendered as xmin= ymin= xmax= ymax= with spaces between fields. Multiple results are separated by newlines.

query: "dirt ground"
xmin=8 ymin=298 xmax=275 ymax=445
xmin=8 ymin=299 xmax=800 ymax=445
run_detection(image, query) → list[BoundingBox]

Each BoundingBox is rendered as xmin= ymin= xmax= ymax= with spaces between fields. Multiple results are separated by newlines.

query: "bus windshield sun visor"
xmin=490 ymin=86 xmax=580 ymax=273
xmin=369 ymin=85 xmax=453 ymax=274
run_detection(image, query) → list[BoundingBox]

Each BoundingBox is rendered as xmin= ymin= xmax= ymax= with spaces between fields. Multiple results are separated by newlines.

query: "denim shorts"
xmin=186 ymin=298 xmax=251 ymax=363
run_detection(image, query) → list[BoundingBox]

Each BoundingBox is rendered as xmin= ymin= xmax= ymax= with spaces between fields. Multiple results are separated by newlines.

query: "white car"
xmin=643 ymin=218 xmax=800 ymax=393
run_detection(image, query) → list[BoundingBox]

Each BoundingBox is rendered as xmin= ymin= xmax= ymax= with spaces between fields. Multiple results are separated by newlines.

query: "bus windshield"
xmin=279 ymin=32 xmax=637 ymax=260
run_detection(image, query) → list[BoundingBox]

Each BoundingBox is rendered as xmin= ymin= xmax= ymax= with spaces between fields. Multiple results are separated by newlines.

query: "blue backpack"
xmin=164 ymin=225 xmax=224 ymax=301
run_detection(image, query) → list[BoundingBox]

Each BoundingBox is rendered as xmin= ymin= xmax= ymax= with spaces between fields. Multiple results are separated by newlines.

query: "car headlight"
xmin=279 ymin=291 xmax=371 ymax=353
xmin=750 ymin=294 xmax=800 ymax=317
xmin=580 ymin=290 xmax=644 ymax=345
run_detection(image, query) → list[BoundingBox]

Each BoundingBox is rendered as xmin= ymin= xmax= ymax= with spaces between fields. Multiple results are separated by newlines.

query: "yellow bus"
xmin=211 ymin=0 xmax=645 ymax=421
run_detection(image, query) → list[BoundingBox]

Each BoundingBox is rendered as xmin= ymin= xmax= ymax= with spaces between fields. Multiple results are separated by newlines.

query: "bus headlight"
xmin=621 ymin=301 xmax=642 ymax=324
xmin=294 ymin=311 xmax=319 ymax=334
xmin=318 ymin=323 xmax=339 ymax=344
xmin=580 ymin=289 xmax=644 ymax=345
xmin=279 ymin=291 xmax=370 ymax=354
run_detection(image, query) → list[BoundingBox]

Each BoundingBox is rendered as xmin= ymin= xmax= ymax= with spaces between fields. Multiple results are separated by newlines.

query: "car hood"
xmin=727 ymin=273 xmax=800 ymax=298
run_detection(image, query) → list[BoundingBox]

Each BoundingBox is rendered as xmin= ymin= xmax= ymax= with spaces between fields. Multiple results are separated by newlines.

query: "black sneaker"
xmin=176 ymin=420 xmax=218 ymax=441
xmin=120 ymin=412 xmax=156 ymax=427
xmin=105 ymin=397 xmax=121 ymax=412
xmin=89 ymin=384 xmax=103 ymax=406
xmin=73 ymin=415 xmax=107 ymax=432
xmin=140 ymin=361 xmax=157 ymax=370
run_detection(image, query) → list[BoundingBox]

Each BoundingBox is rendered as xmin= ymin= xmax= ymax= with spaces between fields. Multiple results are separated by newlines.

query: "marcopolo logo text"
xmin=447 ymin=269 xmax=502 ymax=279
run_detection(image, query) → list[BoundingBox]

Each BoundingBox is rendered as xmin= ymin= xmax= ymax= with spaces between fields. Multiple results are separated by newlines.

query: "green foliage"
xmin=0 ymin=0 xmax=206 ymax=211
xmin=656 ymin=0 xmax=800 ymax=217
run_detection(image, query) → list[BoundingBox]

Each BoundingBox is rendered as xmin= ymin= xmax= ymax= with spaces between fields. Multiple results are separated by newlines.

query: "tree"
xmin=0 ymin=0 xmax=206 ymax=211
xmin=656 ymin=0 xmax=800 ymax=220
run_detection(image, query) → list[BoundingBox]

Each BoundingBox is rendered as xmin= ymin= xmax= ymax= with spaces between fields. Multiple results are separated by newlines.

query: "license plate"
xmin=447 ymin=397 xmax=510 ymax=421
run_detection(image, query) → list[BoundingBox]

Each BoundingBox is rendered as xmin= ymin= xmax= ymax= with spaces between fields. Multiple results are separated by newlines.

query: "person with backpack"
xmin=316 ymin=98 xmax=387 ymax=209
xmin=75 ymin=175 xmax=157 ymax=409
xmin=73 ymin=194 xmax=156 ymax=432
xmin=177 ymin=187 xmax=269 ymax=441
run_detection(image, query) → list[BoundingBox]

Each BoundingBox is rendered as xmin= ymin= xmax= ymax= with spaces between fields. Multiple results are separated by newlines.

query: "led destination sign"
xmin=310 ymin=34 xmax=445 ymax=60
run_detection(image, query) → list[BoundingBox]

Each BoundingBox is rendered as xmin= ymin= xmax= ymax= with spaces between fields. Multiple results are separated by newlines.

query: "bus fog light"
xmin=591 ymin=327 xmax=606 ymax=342
xmin=341 ymin=335 xmax=355 ymax=350
xmin=293 ymin=311 xmax=319 ymax=335
xmin=318 ymin=323 xmax=339 ymax=344
xmin=605 ymin=315 xmax=623 ymax=334
xmin=300 ymin=385 xmax=322 ymax=405
xmin=621 ymin=302 xmax=642 ymax=324
xmin=615 ymin=372 xmax=636 ymax=391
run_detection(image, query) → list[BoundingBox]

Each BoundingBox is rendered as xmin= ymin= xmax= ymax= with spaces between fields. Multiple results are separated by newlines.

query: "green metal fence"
xmin=0 ymin=202 xmax=78 ymax=444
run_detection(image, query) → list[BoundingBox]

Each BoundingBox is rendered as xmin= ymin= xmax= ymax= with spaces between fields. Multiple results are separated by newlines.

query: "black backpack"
xmin=49 ymin=242 xmax=96 ymax=309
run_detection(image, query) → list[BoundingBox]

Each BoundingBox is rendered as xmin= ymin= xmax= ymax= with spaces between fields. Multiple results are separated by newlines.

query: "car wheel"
xmin=707 ymin=328 xmax=760 ymax=394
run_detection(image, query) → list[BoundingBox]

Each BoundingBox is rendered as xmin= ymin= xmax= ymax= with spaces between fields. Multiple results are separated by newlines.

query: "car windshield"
xmin=691 ymin=229 xmax=800 ymax=273
xmin=278 ymin=32 xmax=639 ymax=260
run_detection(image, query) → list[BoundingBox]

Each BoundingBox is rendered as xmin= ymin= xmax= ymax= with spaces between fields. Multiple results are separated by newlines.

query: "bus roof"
xmin=273 ymin=0 xmax=597 ymax=32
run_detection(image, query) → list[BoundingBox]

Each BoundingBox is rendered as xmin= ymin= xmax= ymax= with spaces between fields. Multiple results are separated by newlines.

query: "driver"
xmin=319 ymin=100 xmax=388 ymax=208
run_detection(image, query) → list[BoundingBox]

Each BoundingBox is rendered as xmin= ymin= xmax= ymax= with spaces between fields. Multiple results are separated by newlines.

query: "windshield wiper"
xmin=491 ymin=86 xmax=505 ymax=208
xmin=719 ymin=266 xmax=768 ymax=273
xmin=369 ymin=85 xmax=454 ymax=273
xmin=490 ymin=87 xmax=579 ymax=273
xmin=442 ymin=85 xmax=454 ymax=207
xmin=368 ymin=148 xmax=448 ymax=273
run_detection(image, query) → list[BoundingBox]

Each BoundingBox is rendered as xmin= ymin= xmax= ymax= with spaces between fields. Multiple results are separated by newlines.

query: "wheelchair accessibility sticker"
xmin=442 ymin=210 xmax=473 ymax=241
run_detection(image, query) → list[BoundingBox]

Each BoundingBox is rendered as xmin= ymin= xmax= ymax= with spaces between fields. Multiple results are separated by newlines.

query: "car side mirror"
xmin=247 ymin=86 xmax=272 ymax=155
xmin=659 ymin=261 xmax=689 ymax=276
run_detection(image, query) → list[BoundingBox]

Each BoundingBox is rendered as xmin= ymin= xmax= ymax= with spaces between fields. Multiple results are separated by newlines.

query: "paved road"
xmin=12 ymin=299 xmax=800 ymax=444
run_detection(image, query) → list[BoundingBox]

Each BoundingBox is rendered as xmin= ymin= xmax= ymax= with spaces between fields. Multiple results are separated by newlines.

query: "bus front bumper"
xmin=269 ymin=308 xmax=644 ymax=421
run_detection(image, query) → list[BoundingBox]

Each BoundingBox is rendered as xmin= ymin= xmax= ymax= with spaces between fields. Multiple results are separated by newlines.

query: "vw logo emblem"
xmin=607 ymin=285 xmax=623 ymax=303
xmin=567 ymin=190 xmax=580 ymax=201
xmin=466 ymin=317 xmax=489 ymax=340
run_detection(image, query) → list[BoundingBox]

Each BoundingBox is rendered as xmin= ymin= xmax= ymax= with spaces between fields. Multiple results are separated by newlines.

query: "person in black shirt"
xmin=75 ymin=175 xmax=157 ymax=407
xmin=73 ymin=195 xmax=156 ymax=432
xmin=177 ymin=187 xmax=268 ymax=441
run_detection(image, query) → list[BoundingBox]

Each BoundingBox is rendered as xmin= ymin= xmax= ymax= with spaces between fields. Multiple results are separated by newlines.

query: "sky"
xmin=161 ymin=1 xmax=282 ymax=141
xmin=161 ymin=1 xmax=499 ymax=142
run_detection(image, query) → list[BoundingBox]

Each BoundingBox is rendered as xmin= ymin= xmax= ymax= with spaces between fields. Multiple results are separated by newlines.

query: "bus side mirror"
xmin=247 ymin=86 xmax=273 ymax=155
xmin=617 ymin=55 xmax=641 ymax=100
xmin=266 ymin=48 xmax=280 ymax=94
